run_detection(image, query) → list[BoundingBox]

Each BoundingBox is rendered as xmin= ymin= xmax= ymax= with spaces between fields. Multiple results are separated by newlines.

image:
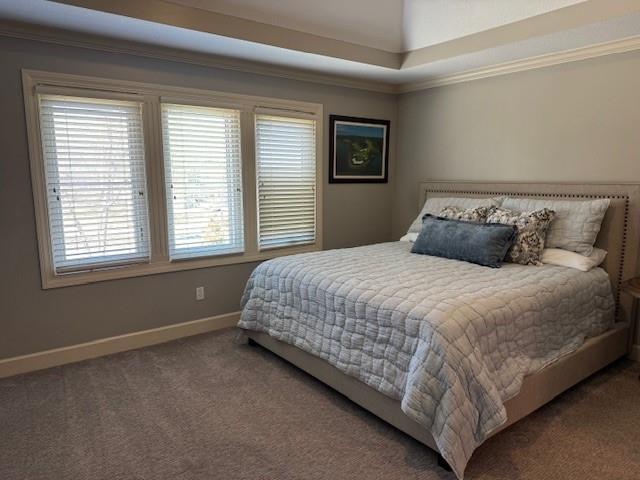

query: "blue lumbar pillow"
xmin=411 ymin=214 xmax=517 ymax=268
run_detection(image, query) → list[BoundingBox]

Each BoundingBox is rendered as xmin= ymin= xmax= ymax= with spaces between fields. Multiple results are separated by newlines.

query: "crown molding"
xmin=2 ymin=19 xmax=640 ymax=96
xmin=399 ymin=33 xmax=640 ymax=93
xmin=0 ymin=20 xmax=398 ymax=95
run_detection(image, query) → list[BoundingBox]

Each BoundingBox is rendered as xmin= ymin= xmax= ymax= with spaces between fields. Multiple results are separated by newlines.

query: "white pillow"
xmin=406 ymin=196 xmax=501 ymax=235
xmin=400 ymin=232 xmax=418 ymax=242
xmin=541 ymin=248 xmax=607 ymax=272
xmin=501 ymin=197 xmax=610 ymax=256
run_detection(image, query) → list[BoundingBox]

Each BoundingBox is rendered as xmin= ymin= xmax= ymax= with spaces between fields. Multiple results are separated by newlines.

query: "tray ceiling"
xmin=0 ymin=0 xmax=639 ymax=92
xmin=169 ymin=0 xmax=587 ymax=52
xmin=168 ymin=0 xmax=405 ymax=52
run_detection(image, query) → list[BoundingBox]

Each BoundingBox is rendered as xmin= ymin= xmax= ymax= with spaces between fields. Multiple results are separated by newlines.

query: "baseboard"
xmin=0 ymin=311 xmax=240 ymax=378
xmin=630 ymin=344 xmax=640 ymax=362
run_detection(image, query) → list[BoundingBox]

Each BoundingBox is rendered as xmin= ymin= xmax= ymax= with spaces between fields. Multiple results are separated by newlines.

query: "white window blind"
xmin=162 ymin=103 xmax=243 ymax=259
xmin=255 ymin=114 xmax=316 ymax=249
xmin=39 ymin=94 xmax=150 ymax=274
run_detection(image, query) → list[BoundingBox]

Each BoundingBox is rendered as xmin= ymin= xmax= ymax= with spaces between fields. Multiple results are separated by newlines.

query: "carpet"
xmin=1 ymin=328 xmax=639 ymax=480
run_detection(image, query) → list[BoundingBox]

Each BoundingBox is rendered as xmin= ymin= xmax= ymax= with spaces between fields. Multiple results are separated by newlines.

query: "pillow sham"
xmin=438 ymin=205 xmax=493 ymax=222
xmin=501 ymin=197 xmax=609 ymax=256
xmin=541 ymin=247 xmax=607 ymax=272
xmin=411 ymin=214 xmax=517 ymax=268
xmin=399 ymin=232 xmax=419 ymax=242
xmin=486 ymin=206 xmax=555 ymax=266
xmin=406 ymin=196 xmax=501 ymax=235
xmin=589 ymin=247 xmax=608 ymax=266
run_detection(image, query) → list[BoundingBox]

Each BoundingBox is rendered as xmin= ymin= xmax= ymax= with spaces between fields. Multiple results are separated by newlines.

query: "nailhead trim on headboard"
xmin=620 ymin=197 xmax=630 ymax=315
xmin=425 ymin=188 xmax=630 ymax=319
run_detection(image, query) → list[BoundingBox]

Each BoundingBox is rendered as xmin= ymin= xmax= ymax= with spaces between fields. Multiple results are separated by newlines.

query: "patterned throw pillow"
xmin=407 ymin=197 xmax=501 ymax=235
xmin=486 ymin=206 xmax=555 ymax=266
xmin=439 ymin=205 xmax=493 ymax=222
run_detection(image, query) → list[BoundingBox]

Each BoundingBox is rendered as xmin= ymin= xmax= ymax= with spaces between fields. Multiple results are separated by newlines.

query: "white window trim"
xmin=23 ymin=70 xmax=324 ymax=289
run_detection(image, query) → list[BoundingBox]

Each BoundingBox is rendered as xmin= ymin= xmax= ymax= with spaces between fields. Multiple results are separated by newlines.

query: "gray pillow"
xmin=407 ymin=196 xmax=501 ymax=235
xmin=486 ymin=206 xmax=555 ymax=266
xmin=501 ymin=197 xmax=609 ymax=256
xmin=411 ymin=214 xmax=517 ymax=268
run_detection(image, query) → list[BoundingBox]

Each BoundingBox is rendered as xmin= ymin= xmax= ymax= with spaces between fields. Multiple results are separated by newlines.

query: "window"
xmin=39 ymin=94 xmax=149 ymax=273
xmin=255 ymin=115 xmax=316 ymax=249
xmin=162 ymin=104 xmax=243 ymax=259
xmin=24 ymin=71 xmax=322 ymax=288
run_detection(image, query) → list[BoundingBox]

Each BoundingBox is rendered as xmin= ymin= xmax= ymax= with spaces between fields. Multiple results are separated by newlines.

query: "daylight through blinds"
xmin=39 ymin=94 xmax=149 ymax=273
xmin=162 ymin=103 xmax=244 ymax=259
xmin=255 ymin=115 xmax=316 ymax=249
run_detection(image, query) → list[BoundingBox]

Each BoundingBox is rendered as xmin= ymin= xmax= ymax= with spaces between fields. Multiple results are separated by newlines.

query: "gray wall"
xmin=4 ymin=34 xmax=640 ymax=360
xmin=394 ymin=50 xmax=640 ymax=238
xmin=394 ymin=49 xmax=640 ymax=346
xmin=0 ymin=37 xmax=397 ymax=359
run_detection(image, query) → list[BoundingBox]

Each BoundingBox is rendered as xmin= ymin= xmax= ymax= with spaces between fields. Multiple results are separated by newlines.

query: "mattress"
xmin=238 ymin=241 xmax=614 ymax=478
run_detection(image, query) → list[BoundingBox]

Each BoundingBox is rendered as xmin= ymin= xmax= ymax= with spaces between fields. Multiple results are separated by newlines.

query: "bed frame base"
xmin=244 ymin=322 xmax=628 ymax=456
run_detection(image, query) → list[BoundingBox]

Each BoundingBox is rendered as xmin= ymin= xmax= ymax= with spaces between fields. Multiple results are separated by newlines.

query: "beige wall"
xmin=0 ymin=36 xmax=397 ymax=359
xmin=394 ymin=49 xmax=640 ymax=346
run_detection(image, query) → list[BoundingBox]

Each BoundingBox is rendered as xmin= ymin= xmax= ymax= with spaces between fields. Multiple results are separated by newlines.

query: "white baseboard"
xmin=0 ymin=311 xmax=240 ymax=378
xmin=630 ymin=344 xmax=640 ymax=362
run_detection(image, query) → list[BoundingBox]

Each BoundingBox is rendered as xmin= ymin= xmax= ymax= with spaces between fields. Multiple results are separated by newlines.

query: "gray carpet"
xmin=1 ymin=329 xmax=639 ymax=480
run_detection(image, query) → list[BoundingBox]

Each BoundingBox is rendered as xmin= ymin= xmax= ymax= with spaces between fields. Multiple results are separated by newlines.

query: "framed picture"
xmin=329 ymin=115 xmax=390 ymax=183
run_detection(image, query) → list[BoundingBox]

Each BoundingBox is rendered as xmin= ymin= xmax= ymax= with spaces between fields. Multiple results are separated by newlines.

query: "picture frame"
xmin=329 ymin=115 xmax=390 ymax=183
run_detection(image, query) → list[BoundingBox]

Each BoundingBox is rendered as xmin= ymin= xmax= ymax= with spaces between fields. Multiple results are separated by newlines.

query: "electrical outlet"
xmin=196 ymin=286 xmax=205 ymax=301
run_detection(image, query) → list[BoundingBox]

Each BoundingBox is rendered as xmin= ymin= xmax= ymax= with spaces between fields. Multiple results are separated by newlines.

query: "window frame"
xmin=23 ymin=70 xmax=323 ymax=289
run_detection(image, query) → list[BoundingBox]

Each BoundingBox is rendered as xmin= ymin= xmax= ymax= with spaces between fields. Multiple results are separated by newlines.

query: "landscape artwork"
xmin=329 ymin=115 xmax=390 ymax=183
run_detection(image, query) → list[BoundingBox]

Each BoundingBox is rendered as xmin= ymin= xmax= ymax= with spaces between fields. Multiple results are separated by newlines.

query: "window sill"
xmin=41 ymin=243 xmax=322 ymax=289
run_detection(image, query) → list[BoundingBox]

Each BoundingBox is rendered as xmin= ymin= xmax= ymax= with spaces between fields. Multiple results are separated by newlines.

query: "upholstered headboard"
xmin=419 ymin=181 xmax=640 ymax=326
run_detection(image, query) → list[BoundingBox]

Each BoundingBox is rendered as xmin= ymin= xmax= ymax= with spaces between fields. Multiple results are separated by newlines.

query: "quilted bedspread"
xmin=238 ymin=242 xmax=614 ymax=478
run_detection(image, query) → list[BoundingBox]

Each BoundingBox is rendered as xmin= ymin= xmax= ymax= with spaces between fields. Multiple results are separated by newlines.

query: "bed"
xmin=238 ymin=181 xmax=640 ymax=479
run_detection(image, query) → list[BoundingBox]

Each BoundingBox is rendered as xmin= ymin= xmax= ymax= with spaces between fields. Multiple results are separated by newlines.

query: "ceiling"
xmin=403 ymin=0 xmax=587 ymax=50
xmin=169 ymin=0 xmax=405 ymax=52
xmin=0 ymin=0 xmax=639 ymax=92
xmin=169 ymin=0 xmax=589 ymax=52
